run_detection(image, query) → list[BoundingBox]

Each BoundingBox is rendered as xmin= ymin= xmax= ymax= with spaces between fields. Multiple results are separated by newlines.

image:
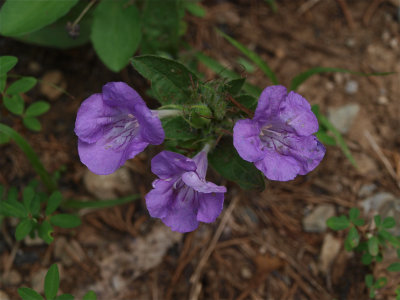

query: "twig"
xmin=364 ymin=130 xmax=400 ymax=189
xmin=335 ymin=0 xmax=356 ymax=30
xmin=189 ymin=196 xmax=240 ymax=299
xmin=297 ymin=0 xmax=321 ymax=15
xmin=226 ymin=94 xmax=254 ymax=118
xmin=363 ymin=0 xmax=384 ymax=26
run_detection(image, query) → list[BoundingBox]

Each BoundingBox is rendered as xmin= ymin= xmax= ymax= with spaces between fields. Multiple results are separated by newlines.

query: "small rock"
xmin=28 ymin=61 xmax=41 ymax=73
xmin=40 ymin=70 xmax=67 ymax=100
xmin=31 ymin=268 xmax=47 ymax=294
xmin=334 ymin=73 xmax=344 ymax=84
xmin=325 ymin=81 xmax=334 ymax=91
xmin=0 ymin=270 xmax=22 ymax=286
xmin=0 ymin=290 xmax=10 ymax=300
xmin=389 ymin=38 xmax=398 ymax=49
xmin=240 ymin=267 xmax=252 ymax=279
xmin=361 ymin=192 xmax=396 ymax=214
xmin=358 ymin=184 xmax=377 ymax=198
xmin=345 ymin=38 xmax=355 ymax=48
xmin=381 ymin=30 xmax=390 ymax=43
xmin=354 ymin=153 xmax=378 ymax=176
xmin=327 ymin=103 xmax=360 ymax=134
xmin=377 ymin=95 xmax=389 ymax=105
xmin=319 ymin=233 xmax=341 ymax=274
xmin=84 ymin=167 xmax=135 ymax=199
xmin=344 ymin=80 xmax=358 ymax=94
xmin=24 ymin=235 xmax=45 ymax=246
xmin=303 ymin=204 xmax=335 ymax=233
xmin=54 ymin=237 xmax=73 ymax=266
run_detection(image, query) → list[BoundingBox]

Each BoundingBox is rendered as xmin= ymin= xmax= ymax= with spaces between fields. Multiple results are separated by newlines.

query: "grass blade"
xmin=216 ymin=29 xmax=279 ymax=85
xmin=0 ymin=124 xmax=56 ymax=191
xmin=290 ymin=67 xmax=395 ymax=91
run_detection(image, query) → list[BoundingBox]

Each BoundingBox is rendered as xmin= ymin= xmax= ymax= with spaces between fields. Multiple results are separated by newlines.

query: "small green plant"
xmin=18 ymin=263 xmax=97 ymax=300
xmin=0 ymin=183 xmax=81 ymax=244
xmin=327 ymin=208 xmax=400 ymax=298
xmin=0 ymin=56 xmax=50 ymax=133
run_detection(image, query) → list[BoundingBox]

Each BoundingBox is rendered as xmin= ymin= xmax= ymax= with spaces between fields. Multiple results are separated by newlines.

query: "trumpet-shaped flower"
xmin=233 ymin=85 xmax=326 ymax=181
xmin=146 ymin=149 xmax=227 ymax=233
xmin=75 ymin=82 xmax=164 ymax=175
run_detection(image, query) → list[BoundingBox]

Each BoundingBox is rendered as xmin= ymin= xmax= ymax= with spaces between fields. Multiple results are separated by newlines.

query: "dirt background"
xmin=1 ymin=0 xmax=400 ymax=299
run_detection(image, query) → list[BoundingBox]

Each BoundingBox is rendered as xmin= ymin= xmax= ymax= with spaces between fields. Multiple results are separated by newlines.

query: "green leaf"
xmin=50 ymin=214 xmax=81 ymax=228
xmin=82 ymin=291 xmax=97 ymax=300
xmin=6 ymin=186 xmax=18 ymax=202
xmin=349 ymin=207 xmax=360 ymax=222
xmin=23 ymin=186 xmax=35 ymax=210
xmin=315 ymin=130 xmax=336 ymax=146
xmin=185 ymin=1 xmax=206 ymax=17
xmin=18 ymin=287 xmax=44 ymax=300
xmin=46 ymin=191 xmax=62 ymax=216
xmin=16 ymin=1 xmax=92 ymax=49
xmin=0 ymin=200 xmax=28 ymax=218
xmin=38 ymin=220 xmax=54 ymax=244
xmin=0 ymin=132 xmax=10 ymax=144
xmin=209 ymin=138 xmax=265 ymax=190
xmin=15 ymin=219 xmax=33 ymax=240
xmin=141 ymin=0 xmax=184 ymax=54
xmin=264 ymin=0 xmax=278 ymax=12
xmin=0 ymin=56 xmax=18 ymax=74
xmin=378 ymin=230 xmax=400 ymax=247
xmin=374 ymin=215 xmax=382 ymax=227
xmin=131 ymin=55 xmax=199 ymax=105
xmin=388 ymin=263 xmax=400 ymax=272
xmin=45 ymin=263 xmax=59 ymax=300
xmin=6 ymin=77 xmax=37 ymax=95
xmin=326 ymin=215 xmax=350 ymax=231
xmin=23 ymin=117 xmax=42 ymax=132
xmin=235 ymin=94 xmax=258 ymax=111
xmin=382 ymin=217 xmax=396 ymax=229
xmin=374 ymin=277 xmax=387 ymax=289
xmin=361 ymin=253 xmax=373 ymax=265
xmin=3 ymin=94 xmax=24 ymax=115
xmin=216 ymin=29 xmax=278 ymax=85
xmin=0 ymin=0 xmax=79 ymax=36
xmin=25 ymin=101 xmax=50 ymax=117
xmin=368 ymin=236 xmax=379 ymax=256
xmin=346 ymin=226 xmax=360 ymax=249
xmin=365 ymin=274 xmax=374 ymax=288
xmin=55 ymin=294 xmax=74 ymax=300
xmin=62 ymin=195 xmax=139 ymax=209
xmin=30 ymin=195 xmax=41 ymax=217
xmin=353 ymin=218 xmax=365 ymax=227
xmin=0 ymin=75 xmax=6 ymax=93
xmin=397 ymin=249 xmax=400 ymax=259
xmin=289 ymin=67 xmax=394 ymax=91
xmin=226 ymin=78 xmax=245 ymax=96
xmin=162 ymin=116 xmax=196 ymax=140
xmin=311 ymin=104 xmax=357 ymax=167
xmin=91 ymin=0 xmax=141 ymax=72
xmin=195 ymin=52 xmax=262 ymax=98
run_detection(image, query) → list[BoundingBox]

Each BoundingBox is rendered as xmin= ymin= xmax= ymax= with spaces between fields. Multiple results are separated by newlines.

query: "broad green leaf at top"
xmin=0 ymin=0 xmax=79 ymax=36
xmin=91 ymin=0 xmax=141 ymax=72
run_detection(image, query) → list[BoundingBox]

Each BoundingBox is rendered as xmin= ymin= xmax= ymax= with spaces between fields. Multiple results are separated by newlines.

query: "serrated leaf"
xmin=368 ymin=236 xmax=379 ymax=256
xmin=131 ymin=55 xmax=199 ymax=105
xmin=38 ymin=220 xmax=54 ymax=244
xmin=82 ymin=290 xmax=97 ymax=300
xmin=15 ymin=219 xmax=33 ymax=241
xmin=289 ymin=67 xmax=394 ymax=91
xmin=209 ymin=138 xmax=265 ymax=190
xmin=382 ymin=217 xmax=396 ymax=229
xmin=346 ymin=226 xmax=360 ymax=249
xmin=18 ymin=287 xmax=44 ymax=300
xmin=0 ymin=200 xmax=28 ymax=218
xmin=387 ymin=263 xmax=400 ymax=272
xmin=25 ymin=101 xmax=50 ymax=117
xmin=23 ymin=186 xmax=35 ymax=210
xmin=91 ymin=0 xmax=141 ymax=72
xmin=6 ymin=77 xmax=37 ymax=95
xmin=23 ymin=117 xmax=42 ymax=132
xmin=50 ymin=214 xmax=81 ymax=228
xmin=46 ymin=191 xmax=62 ymax=216
xmin=326 ymin=215 xmax=350 ymax=231
xmin=3 ymin=94 xmax=24 ymax=115
xmin=45 ymin=263 xmax=59 ymax=300
xmin=0 ymin=0 xmax=79 ymax=36
xmin=0 ymin=56 xmax=18 ymax=74
xmin=217 ymin=29 xmax=278 ymax=85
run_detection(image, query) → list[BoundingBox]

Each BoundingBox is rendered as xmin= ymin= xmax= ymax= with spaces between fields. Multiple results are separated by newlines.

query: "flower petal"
xmin=233 ymin=119 xmax=265 ymax=162
xmin=197 ymin=192 xmax=224 ymax=223
xmin=74 ymin=93 xmax=111 ymax=143
xmin=254 ymin=85 xmax=287 ymax=123
xmin=192 ymin=151 xmax=208 ymax=179
xmin=151 ymin=151 xmax=197 ymax=179
xmin=78 ymin=137 xmax=148 ymax=175
xmin=134 ymin=103 xmax=165 ymax=145
xmin=254 ymin=150 xmax=300 ymax=181
xmin=279 ymin=91 xmax=318 ymax=136
xmin=102 ymin=82 xmax=145 ymax=111
xmin=145 ymin=179 xmax=174 ymax=219
xmin=182 ymin=172 xmax=227 ymax=194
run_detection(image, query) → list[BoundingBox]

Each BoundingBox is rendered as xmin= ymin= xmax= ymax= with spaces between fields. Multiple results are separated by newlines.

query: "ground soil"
xmin=1 ymin=0 xmax=400 ymax=299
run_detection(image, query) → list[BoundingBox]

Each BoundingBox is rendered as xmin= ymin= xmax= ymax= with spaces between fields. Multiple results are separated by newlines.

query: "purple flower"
xmin=74 ymin=82 xmax=164 ymax=175
xmin=233 ymin=85 xmax=326 ymax=181
xmin=145 ymin=149 xmax=226 ymax=233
